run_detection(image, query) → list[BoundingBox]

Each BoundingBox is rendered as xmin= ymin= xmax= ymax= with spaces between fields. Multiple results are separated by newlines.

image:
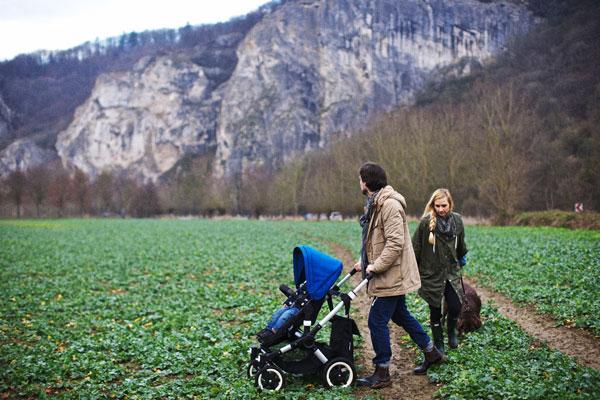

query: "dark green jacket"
xmin=412 ymin=212 xmax=468 ymax=308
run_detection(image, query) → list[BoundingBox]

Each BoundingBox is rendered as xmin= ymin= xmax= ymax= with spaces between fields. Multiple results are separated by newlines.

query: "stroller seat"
xmin=256 ymin=296 xmax=325 ymax=347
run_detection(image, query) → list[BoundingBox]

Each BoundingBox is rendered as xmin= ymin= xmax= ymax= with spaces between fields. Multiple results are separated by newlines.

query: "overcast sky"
xmin=0 ymin=0 xmax=271 ymax=61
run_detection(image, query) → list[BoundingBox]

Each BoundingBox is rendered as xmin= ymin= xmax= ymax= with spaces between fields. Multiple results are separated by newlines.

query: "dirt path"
xmin=327 ymin=242 xmax=440 ymax=400
xmin=465 ymin=277 xmax=600 ymax=370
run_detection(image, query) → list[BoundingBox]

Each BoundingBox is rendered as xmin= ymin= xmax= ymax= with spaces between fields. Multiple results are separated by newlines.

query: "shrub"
xmin=511 ymin=210 xmax=600 ymax=229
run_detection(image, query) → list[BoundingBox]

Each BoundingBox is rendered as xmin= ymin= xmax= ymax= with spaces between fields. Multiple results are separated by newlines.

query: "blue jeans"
xmin=368 ymin=295 xmax=430 ymax=365
xmin=266 ymin=306 xmax=300 ymax=331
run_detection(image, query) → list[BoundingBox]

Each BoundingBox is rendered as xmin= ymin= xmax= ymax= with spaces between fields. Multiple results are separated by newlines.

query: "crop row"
xmin=1 ymin=219 xmax=359 ymax=399
xmin=1 ymin=219 xmax=599 ymax=399
xmin=467 ymin=226 xmax=600 ymax=335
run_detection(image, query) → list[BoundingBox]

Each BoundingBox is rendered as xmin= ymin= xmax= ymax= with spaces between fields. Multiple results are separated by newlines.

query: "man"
xmin=355 ymin=162 xmax=443 ymax=389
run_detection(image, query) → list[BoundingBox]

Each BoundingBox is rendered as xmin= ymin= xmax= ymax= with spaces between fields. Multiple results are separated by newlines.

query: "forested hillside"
xmin=262 ymin=0 xmax=600 ymax=219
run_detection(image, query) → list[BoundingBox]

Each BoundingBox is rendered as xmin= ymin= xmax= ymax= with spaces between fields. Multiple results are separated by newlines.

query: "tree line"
xmin=0 ymin=161 xmax=160 ymax=219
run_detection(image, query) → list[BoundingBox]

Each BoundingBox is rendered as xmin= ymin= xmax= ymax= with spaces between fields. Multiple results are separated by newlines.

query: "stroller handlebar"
xmin=334 ymin=268 xmax=373 ymax=291
xmin=279 ymin=284 xmax=295 ymax=298
xmin=348 ymin=268 xmax=373 ymax=281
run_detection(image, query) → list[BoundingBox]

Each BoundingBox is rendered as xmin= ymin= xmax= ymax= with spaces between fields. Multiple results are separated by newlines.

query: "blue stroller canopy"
xmin=293 ymin=245 xmax=343 ymax=300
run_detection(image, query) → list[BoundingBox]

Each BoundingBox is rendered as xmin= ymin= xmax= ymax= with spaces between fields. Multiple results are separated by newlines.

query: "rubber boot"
xmin=356 ymin=365 xmax=391 ymax=389
xmin=431 ymin=322 xmax=445 ymax=355
xmin=413 ymin=346 xmax=444 ymax=375
xmin=447 ymin=317 xmax=459 ymax=349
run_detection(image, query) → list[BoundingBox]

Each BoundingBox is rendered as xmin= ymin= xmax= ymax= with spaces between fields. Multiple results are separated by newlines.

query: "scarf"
xmin=359 ymin=190 xmax=379 ymax=279
xmin=435 ymin=214 xmax=456 ymax=242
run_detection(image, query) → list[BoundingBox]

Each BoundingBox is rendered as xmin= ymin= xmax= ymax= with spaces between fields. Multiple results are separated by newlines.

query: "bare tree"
xmin=48 ymin=163 xmax=71 ymax=217
xmin=72 ymin=168 xmax=91 ymax=216
xmin=168 ymin=156 xmax=212 ymax=215
xmin=201 ymin=175 xmax=230 ymax=216
xmin=113 ymin=174 xmax=138 ymax=217
xmin=474 ymin=82 xmax=533 ymax=222
xmin=329 ymin=136 xmax=365 ymax=215
xmin=131 ymin=182 xmax=161 ymax=217
xmin=269 ymin=157 xmax=305 ymax=215
xmin=26 ymin=166 xmax=51 ymax=217
xmin=94 ymin=170 xmax=115 ymax=215
xmin=5 ymin=169 xmax=27 ymax=218
xmin=241 ymin=165 xmax=272 ymax=218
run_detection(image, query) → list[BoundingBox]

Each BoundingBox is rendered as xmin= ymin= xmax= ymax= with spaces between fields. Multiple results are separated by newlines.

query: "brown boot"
xmin=413 ymin=346 xmax=444 ymax=375
xmin=356 ymin=365 xmax=391 ymax=388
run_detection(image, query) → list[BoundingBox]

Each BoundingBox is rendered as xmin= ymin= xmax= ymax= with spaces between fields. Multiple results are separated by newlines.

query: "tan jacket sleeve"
xmin=371 ymin=199 xmax=404 ymax=273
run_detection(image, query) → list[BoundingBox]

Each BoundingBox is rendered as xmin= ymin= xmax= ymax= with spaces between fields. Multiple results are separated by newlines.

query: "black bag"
xmin=329 ymin=315 xmax=360 ymax=359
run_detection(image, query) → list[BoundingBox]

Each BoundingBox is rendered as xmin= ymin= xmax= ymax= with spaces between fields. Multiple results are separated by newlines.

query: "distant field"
xmin=467 ymin=226 xmax=600 ymax=335
xmin=1 ymin=219 xmax=598 ymax=399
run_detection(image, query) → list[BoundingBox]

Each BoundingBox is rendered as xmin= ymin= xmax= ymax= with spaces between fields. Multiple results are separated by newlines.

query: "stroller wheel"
xmin=247 ymin=362 xmax=258 ymax=378
xmin=255 ymin=365 xmax=286 ymax=391
xmin=322 ymin=357 xmax=355 ymax=388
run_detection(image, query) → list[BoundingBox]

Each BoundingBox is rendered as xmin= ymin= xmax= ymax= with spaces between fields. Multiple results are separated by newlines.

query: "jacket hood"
xmin=375 ymin=185 xmax=406 ymax=209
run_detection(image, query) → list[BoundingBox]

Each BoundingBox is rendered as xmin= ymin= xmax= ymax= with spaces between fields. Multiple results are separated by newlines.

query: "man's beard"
xmin=362 ymin=187 xmax=368 ymax=195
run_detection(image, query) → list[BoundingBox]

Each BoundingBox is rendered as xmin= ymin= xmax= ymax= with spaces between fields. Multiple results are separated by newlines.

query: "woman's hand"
xmin=366 ymin=264 xmax=375 ymax=274
xmin=353 ymin=262 xmax=361 ymax=271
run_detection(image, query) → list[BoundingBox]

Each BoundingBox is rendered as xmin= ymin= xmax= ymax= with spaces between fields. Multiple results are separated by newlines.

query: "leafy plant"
xmin=1 ymin=219 xmax=598 ymax=399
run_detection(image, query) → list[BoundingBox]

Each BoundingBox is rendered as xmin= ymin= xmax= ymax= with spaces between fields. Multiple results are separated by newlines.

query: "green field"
xmin=1 ymin=219 xmax=599 ymax=399
xmin=467 ymin=226 xmax=600 ymax=334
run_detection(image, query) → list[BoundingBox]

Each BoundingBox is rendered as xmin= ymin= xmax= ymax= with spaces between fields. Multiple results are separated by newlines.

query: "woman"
xmin=412 ymin=188 xmax=468 ymax=359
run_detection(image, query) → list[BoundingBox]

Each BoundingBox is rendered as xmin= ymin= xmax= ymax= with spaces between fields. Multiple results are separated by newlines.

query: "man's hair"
xmin=359 ymin=162 xmax=387 ymax=192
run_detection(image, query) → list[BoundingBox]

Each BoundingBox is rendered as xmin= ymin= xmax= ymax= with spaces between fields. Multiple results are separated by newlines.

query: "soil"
xmin=327 ymin=242 xmax=440 ymax=400
xmin=464 ymin=277 xmax=600 ymax=370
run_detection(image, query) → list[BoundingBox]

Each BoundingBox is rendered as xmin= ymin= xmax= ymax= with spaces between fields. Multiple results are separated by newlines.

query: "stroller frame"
xmin=249 ymin=263 xmax=371 ymax=391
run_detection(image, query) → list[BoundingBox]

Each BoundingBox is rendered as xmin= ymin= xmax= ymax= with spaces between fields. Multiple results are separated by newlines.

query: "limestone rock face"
xmin=56 ymin=56 xmax=219 ymax=181
xmin=0 ymin=138 xmax=57 ymax=176
xmin=53 ymin=0 xmax=536 ymax=180
xmin=0 ymin=94 xmax=13 ymax=148
xmin=215 ymin=0 xmax=535 ymax=175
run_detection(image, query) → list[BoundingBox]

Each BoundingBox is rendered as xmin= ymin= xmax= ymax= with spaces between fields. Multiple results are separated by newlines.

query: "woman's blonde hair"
xmin=422 ymin=188 xmax=454 ymax=245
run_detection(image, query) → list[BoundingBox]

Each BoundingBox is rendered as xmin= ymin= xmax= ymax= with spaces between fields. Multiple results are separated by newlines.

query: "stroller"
xmin=248 ymin=245 xmax=372 ymax=391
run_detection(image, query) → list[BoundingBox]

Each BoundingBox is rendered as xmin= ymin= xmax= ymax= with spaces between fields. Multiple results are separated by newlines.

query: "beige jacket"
xmin=364 ymin=185 xmax=421 ymax=297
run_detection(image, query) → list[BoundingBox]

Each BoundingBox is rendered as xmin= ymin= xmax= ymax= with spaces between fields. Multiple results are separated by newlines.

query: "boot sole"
xmin=371 ymin=380 xmax=392 ymax=389
xmin=413 ymin=355 xmax=447 ymax=375
xmin=356 ymin=379 xmax=372 ymax=387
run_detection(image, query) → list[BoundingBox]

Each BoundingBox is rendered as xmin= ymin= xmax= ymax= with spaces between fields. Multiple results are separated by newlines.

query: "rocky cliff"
xmin=56 ymin=56 xmax=221 ymax=181
xmin=0 ymin=92 xmax=57 ymax=176
xmin=214 ymin=0 xmax=536 ymax=176
xmin=0 ymin=94 xmax=12 ymax=148
xmin=0 ymin=138 xmax=57 ymax=176
xmin=51 ymin=0 xmax=536 ymax=180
